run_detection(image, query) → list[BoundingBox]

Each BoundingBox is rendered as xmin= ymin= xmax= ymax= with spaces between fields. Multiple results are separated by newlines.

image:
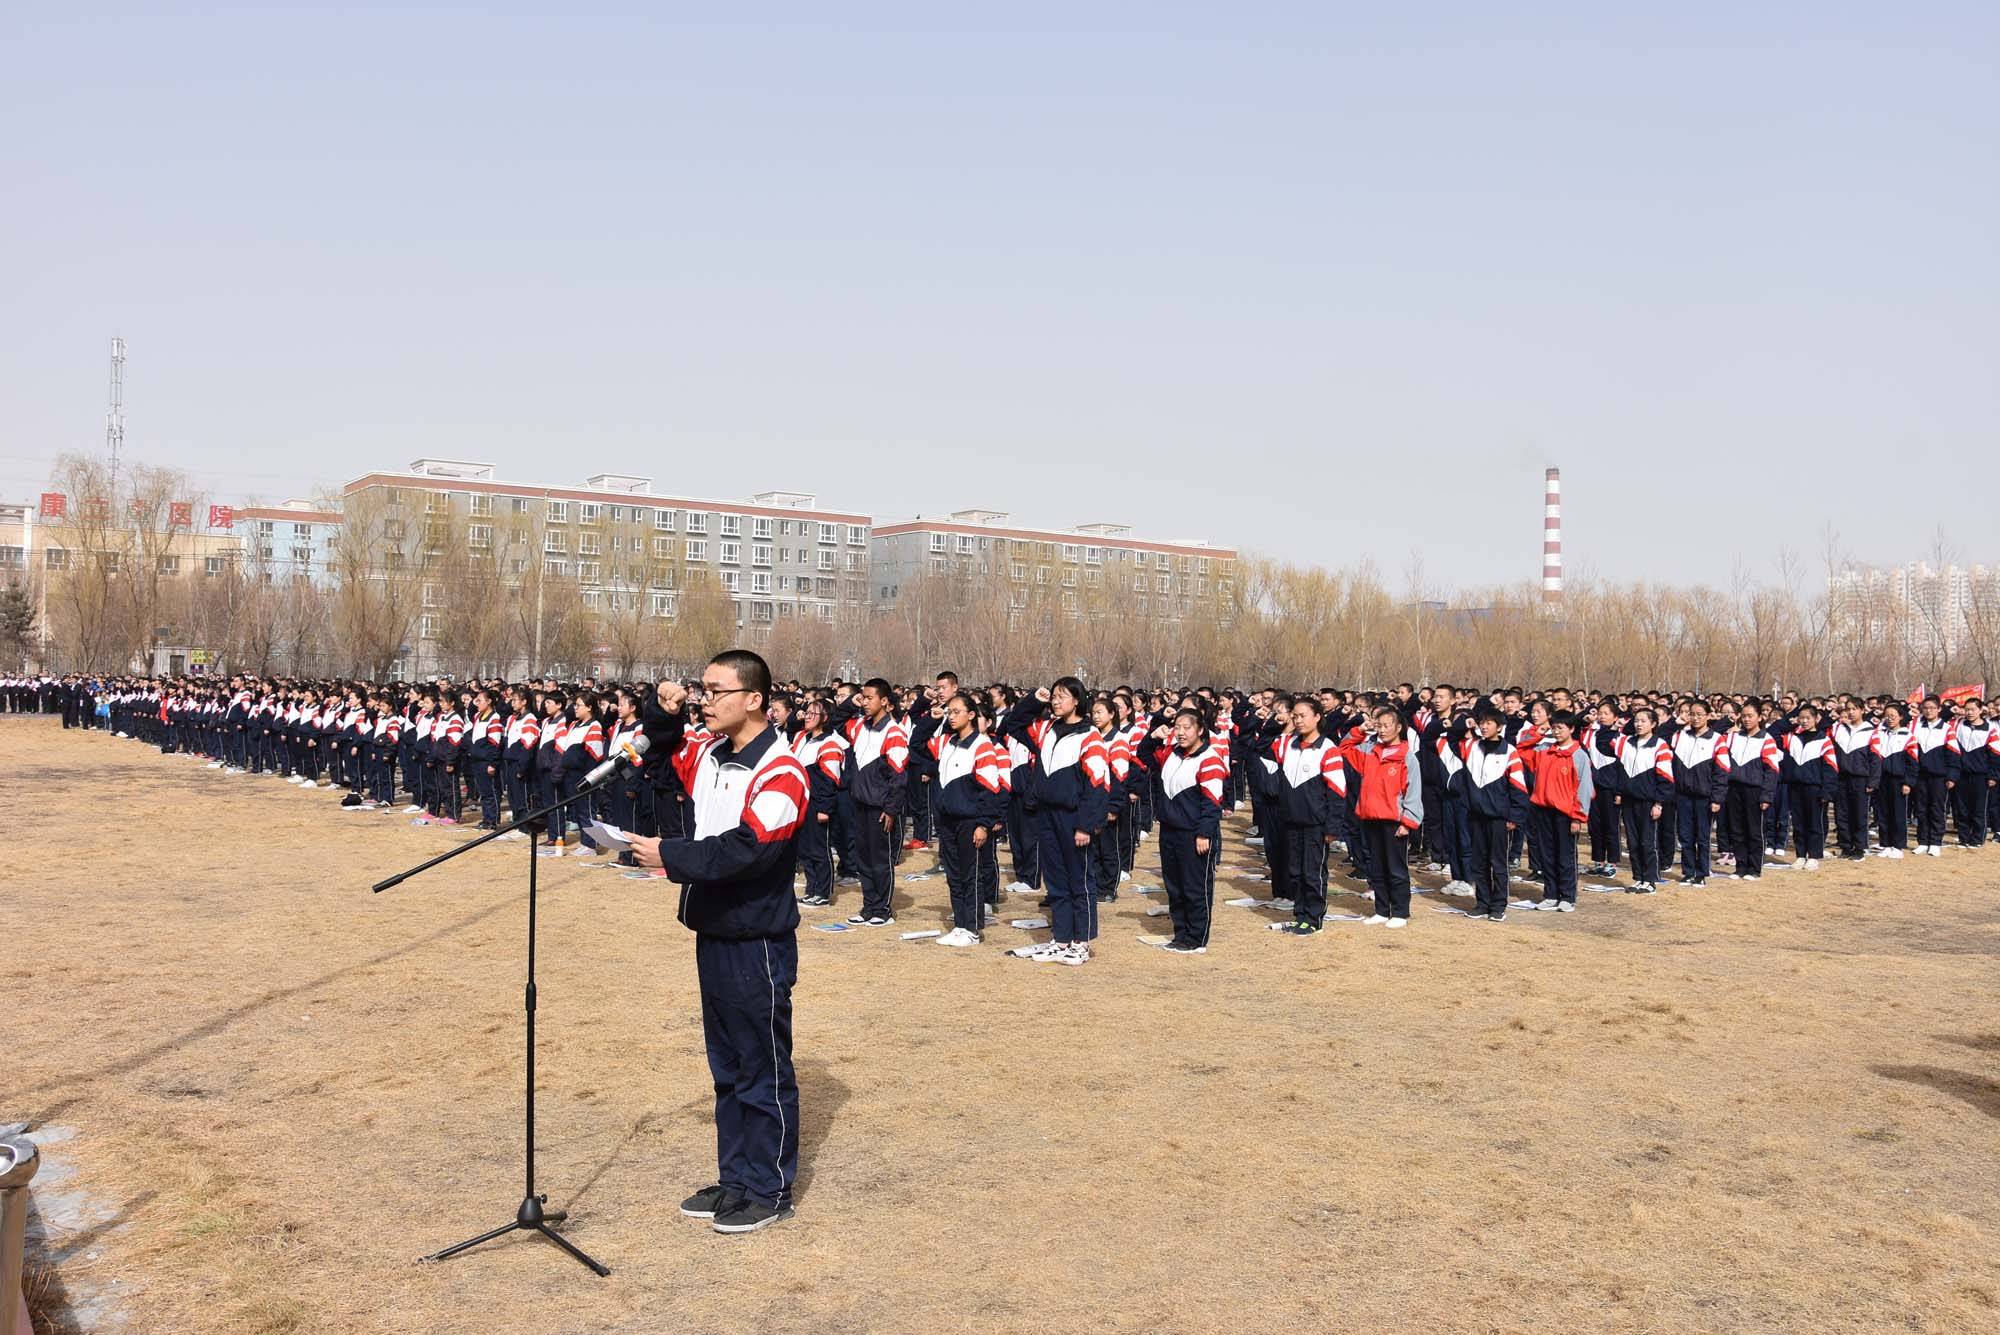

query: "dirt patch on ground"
xmin=6 ymin=718 xmax=1999 ymax=1334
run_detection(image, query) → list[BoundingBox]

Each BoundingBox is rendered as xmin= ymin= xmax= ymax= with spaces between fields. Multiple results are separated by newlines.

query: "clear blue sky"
xmin=4 ymin=4 xmax=1994 ymax=591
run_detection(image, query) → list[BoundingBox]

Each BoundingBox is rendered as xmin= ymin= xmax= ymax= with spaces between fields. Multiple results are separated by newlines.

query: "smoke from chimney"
xmin=1542 ymin=468 xmax=1563 ymax=603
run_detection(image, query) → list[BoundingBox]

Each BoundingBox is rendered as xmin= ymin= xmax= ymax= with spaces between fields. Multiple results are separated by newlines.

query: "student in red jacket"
xmin=1338 ymin=706 xmax=1424 ymax=928
xmin=1519 ymin=710 xmax=1594 ymax=912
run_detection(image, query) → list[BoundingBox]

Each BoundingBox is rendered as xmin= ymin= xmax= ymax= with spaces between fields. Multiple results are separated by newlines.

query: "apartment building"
xmin=339 ymin=460 xmax=874 ymax=666
xmin=0 ymin=501 xmax=30 ymax=582
xmin=871 ymin=510 xmax=1238 ymax=626
xmin=237 ymin=500 xmax=343 ymax=585
xmin=1828 ymin=560 xmax=1996 ymax=660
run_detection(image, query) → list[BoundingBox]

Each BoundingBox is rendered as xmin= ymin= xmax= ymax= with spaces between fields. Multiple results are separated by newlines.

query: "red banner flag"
xmin=208 ymin=505 xmax=234 ymax=529
xmin=169 ymin=501 xmax=193 ymax=527
xmin=38 ymin=492 xmax=65 ymax=518
xmin=1941 ymin=683 xmax=1987 ymax=705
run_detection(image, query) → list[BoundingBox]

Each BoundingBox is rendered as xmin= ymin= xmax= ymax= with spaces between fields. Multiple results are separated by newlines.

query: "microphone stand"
xmin=373 ymin=764 xmax=635 ymax=1277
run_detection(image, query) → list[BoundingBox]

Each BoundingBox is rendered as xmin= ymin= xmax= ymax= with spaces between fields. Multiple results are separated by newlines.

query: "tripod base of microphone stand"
xmin=421 ymin=1193 xmax=610 ymax=1276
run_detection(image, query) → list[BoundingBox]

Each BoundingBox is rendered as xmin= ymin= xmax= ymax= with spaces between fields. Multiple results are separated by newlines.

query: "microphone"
xmin=582 ymin=733 xmax=651 ymax=787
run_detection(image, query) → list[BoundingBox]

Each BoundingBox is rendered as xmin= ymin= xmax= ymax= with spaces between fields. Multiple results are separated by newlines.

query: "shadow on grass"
xmin=1872 ymin=1064 xmax=2000 ymax=1120
xmin=19 ymin=881 xmax=551 ymax=1122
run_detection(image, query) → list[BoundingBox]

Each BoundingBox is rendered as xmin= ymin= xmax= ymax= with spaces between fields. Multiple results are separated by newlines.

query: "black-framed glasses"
xmin=699 ymin=686 xmax=752 ymax=701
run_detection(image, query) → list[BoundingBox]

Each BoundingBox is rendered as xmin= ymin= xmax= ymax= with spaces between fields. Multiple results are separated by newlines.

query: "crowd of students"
xmin=11 ymin=670 xmax=1997 ymax=965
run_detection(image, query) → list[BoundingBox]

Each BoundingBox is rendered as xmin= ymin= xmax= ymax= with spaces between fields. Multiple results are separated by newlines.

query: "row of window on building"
xmin=383 ymin=488 xmax=870 ymax=546
xmin=921 ymin=531 xmax=1213 ymax=574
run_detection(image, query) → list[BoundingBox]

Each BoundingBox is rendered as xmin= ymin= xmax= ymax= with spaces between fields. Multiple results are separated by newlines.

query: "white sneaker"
xmin=1119 ymin=871 xmax=1130 ymax=882
xmin=1271 ymin=898 xmax=1295 ymax=912
xmin=1006 ymin=881 xmax=1037 ymax=895
xmin=1741 ymin=874 xmax=1760 ymax=882
xmin=1050 ymin=942 xmax=1090 ymax=966
xmin=1534 ymin=899 xmax=1559 ymax=911
xmin=1385 ymin=917 xmax=1408 ymax=929
xmin=1805 ymin=858 xmax=1820 ymax=871
xmin=206 ymin=761 xmax=222 ymax=769
xmin=1444 ymin=880 xmax=1472 ymax=894
xmin=1556 ymin=902 xmax=1575 ymax=913
xmin=403 ymin=804 xmax=424 ymax=814
xmin=1364 ymin=914 xmax=1389 ymax=925
xmin=1425 ymin=862 xmax=1447 ymax=874
xmin=1011 ymin=941 xmax=1062 ymax=960
xmin=1928 ymin=846 xmax=1943 ymax=858
xmin=936 ymin=928 xmax=978 ymax=948
xmin=1880 ymin=848 xmax=1904 ymax=859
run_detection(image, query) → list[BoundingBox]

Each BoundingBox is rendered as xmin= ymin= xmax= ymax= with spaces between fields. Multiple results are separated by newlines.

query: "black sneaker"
xmin=866 ymin=915 xmax=895 ymax=927
xmin=1278 ymin=920 xmax=1321 ymax=935
xmin=1488 ymin=911 xmax=1507 ymax=922
xmin=680 ymin=1184 xmax=735 ymax=1219
xmin=1162 ymin=940 xmax=1207 ymax=954
xmin=712 ymin=1198 xmax=794 ymax=1234
xmin=1093 ymin=892 xmax=1117 ymax=903
xmin=800 ymin=894 xmax=831 ymax=907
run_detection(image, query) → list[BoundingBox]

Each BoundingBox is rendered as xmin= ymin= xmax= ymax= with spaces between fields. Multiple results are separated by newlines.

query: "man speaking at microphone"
xmin=627 ymin=649 xmax=810 ymax=1235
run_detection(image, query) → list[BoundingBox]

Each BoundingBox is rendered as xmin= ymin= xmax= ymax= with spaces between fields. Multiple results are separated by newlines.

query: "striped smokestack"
xmin=1542 ymin=467 xmax=1563 ymax=603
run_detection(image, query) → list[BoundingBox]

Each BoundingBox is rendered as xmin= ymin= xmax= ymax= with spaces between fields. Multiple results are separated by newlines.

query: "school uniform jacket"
xmin=1521 ymin=739 xmax=1594 ymax=822
xmin=1455 ymin=735 xmax=1532 ymax=825
xmin=1271 ymin=733 xmax=1347 ymax=829
xmin=1829 ymin=721 xmax=1885 ymax=787
xmin=559 ymin=717 xmax=606 ymax=781
xmin=1877 ymin=722 xmax=1913 ymax=784
xmin=1953 ymin=719 xmax=1996 ymax=786
xmin=1101 ymin=727 xmax=1134 ymax=811
xmin=433 ymin=710 xmax=467 ymax=770
xmin=1670 ymin=728 xmax=1730 ymax=804
xmin=1780 ymin=728 xmax=1836 ymax=793
xmin=465 ymin=711 xmax=505 ymax=770
xmin=1584 ymin=721 xmax=1626 ymax=797
xmin=1338 ymin=729 xmax=1424 ymax=831
xmin=931 ymin=730 xmax=1006 ymax=823
xmin=1617 ymin=734 xmax=1677 ymax=807
xmin=1910 ymin=718 xmax=1960 ymax=781
xmin=1005 ymin=705 xmax=1111 ymax=830
xmin=842 ymin=713 xmax=909 ymax=813
xmin=1150 ymin=742 xmax=1226 ymax=840
xmin=504 ymin=713 xmax=542 ymax=780
xmin=650 ymin=717 xmax=808 ymax=940
xmin=1723 ymin=729 xmax=1782 ymax=804
xmin=791 ymin=730 xmax=846 ymax=819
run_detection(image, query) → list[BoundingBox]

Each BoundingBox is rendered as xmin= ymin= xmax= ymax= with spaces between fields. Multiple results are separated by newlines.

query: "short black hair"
xmin=711 ymin=649 xmax=774 ymax=708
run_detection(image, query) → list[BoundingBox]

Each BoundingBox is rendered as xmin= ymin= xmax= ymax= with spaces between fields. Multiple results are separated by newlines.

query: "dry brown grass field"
xmin=5 ymin=716 xmax=1999 ymax=1335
